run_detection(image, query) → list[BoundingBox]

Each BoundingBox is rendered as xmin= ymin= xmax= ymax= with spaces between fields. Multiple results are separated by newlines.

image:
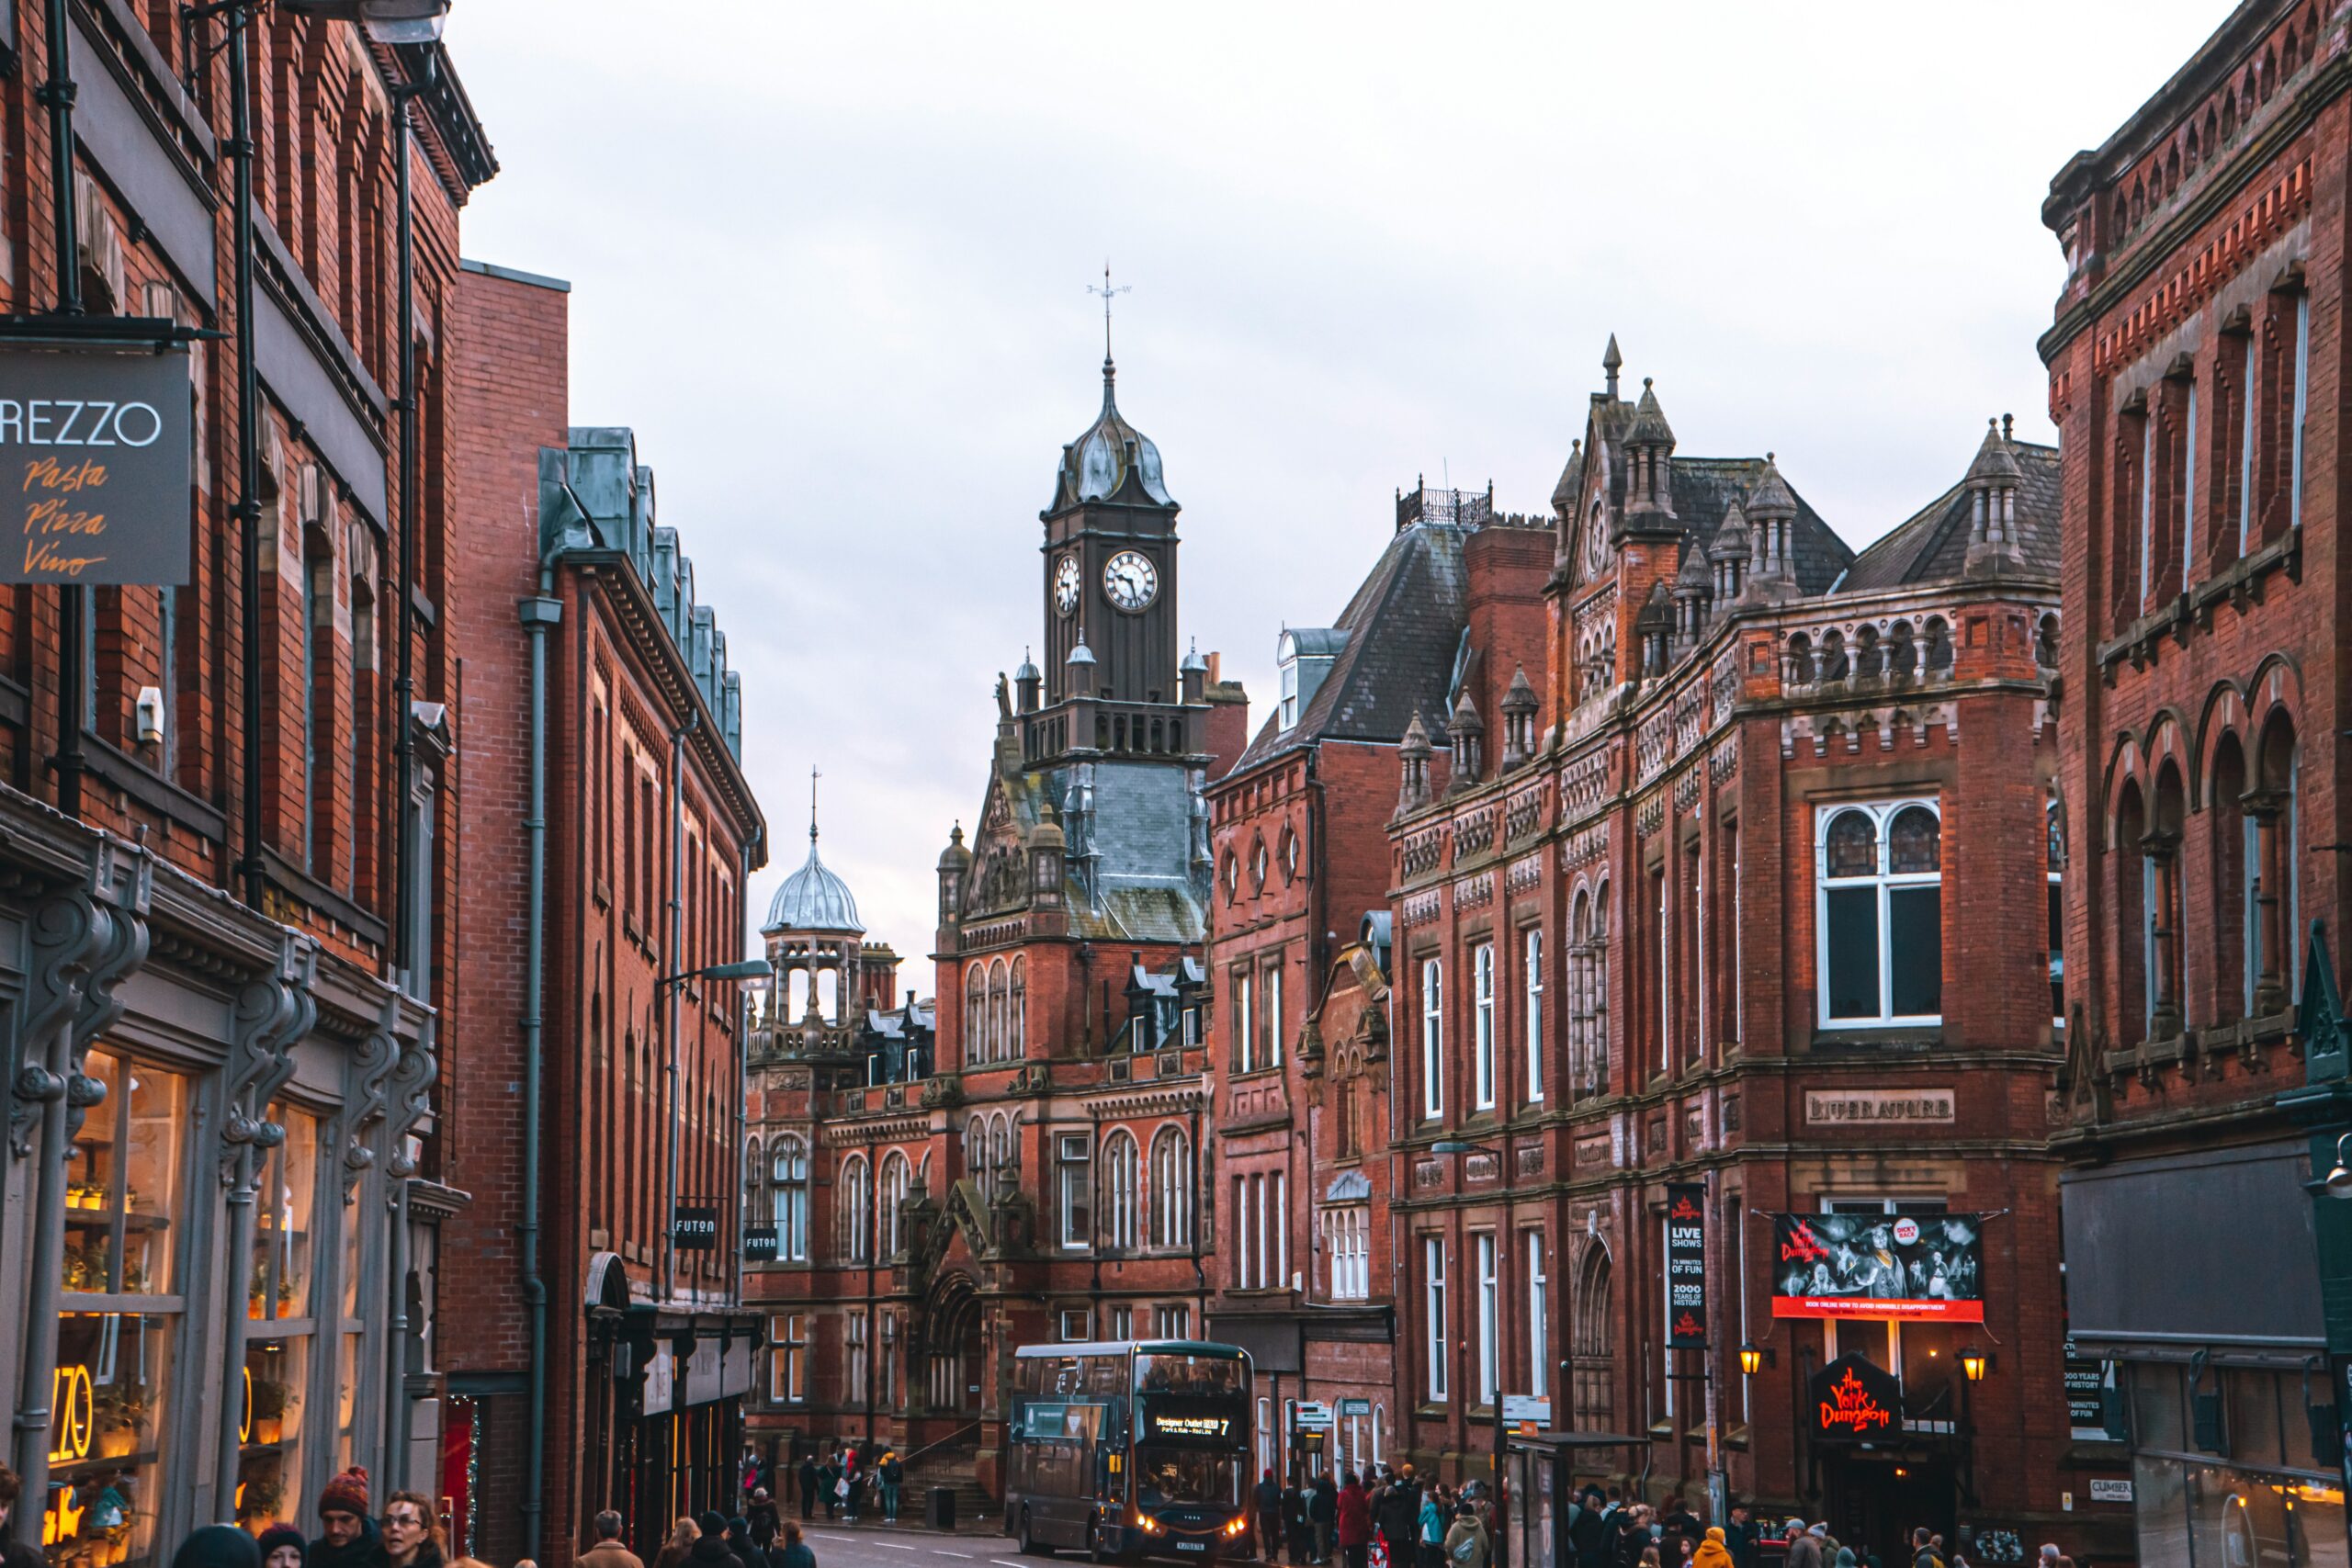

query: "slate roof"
xmin=1232 ymin=521 xmax=1473 ymax=773
xmin=1662 ymin=457 xmax=1852 ymax=595
xmin=1839 ymin=441 xmax=2063 ymax=592
xmin=995 ymin=758 xmax=1207 ymax=944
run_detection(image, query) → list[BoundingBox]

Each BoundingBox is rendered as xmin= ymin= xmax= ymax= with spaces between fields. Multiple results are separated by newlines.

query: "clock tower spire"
xmin=1042 ymin=325 xmax=1181 ymax=707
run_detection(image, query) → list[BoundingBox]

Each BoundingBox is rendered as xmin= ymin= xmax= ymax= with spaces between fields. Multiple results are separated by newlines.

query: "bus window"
xmin=1086 ymin=1353 xmax=1128 ymax=1396
xmin=1136 ymin=1448 xmax=1244 ymax=1508
xmin=1136 ymin=1354 xmax=1247 ymax=1396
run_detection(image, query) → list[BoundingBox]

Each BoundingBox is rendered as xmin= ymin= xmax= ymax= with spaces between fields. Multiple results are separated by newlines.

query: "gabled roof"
xmin=1231 ymin=520 xmax=1473 ymax=772
xmin=1839 ymin=441 xmax=2063 ymax=592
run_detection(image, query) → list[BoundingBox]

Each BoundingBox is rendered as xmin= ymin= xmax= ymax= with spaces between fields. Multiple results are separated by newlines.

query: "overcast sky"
xmin=446 ymin=1 xmax=2226 ymax=973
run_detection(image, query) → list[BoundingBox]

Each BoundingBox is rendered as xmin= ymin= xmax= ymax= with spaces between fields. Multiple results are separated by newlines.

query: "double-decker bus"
xmin=1006 ymin=1340 xmax=1254 ymax=1562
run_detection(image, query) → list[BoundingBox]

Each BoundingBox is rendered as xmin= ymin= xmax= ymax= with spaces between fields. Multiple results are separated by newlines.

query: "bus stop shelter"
xmin=1503 ymin=1431 xmax=1653 ymax=1568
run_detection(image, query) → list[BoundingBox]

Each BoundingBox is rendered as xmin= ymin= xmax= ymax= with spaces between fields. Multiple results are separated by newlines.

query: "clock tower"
xmin=1040 ymin=355 xmax=1182 ymax=705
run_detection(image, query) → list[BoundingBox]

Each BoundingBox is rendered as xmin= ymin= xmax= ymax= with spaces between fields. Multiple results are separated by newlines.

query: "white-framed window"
xmin=1424 ymin=1235 xmax=1449 ymax=1403
xmin=1730 ymin=1197 xmax=1748 ymax=1420
xmin=848 ymin=1310 xmax=869 ymax=1403
xmin=2048 ymin=799 xmax=2067 ymax=1028
xmin=2139 ymin=411 xmax=2154 ymax=603
xmin=2183 ymin=378 xmax=2199 ymax=574
xmin=771 ymin=1313 xmax=807 ymax=1404
xmin=2292 ymin=292 xmax=2312 ymax=529
xmin=842 ymin=1154 xmax=873 ymax=1264
xmin=1264 ymin=962 xmax=1284 ymax=1067
xmin=1372 ymin=1403 xmax=1385 ymax=1466
xmin=1109 ymin=1303 xmax=1134 ymax=1340
xmin=2239 ymin=333 xmax=2257 ymax=551
xmin=1420 ymin=956 xmax=1443 ymax=1118
xmin=1524 ymin=927 xmax=1544 ymax=1101
xmin=1273 ymin=1169 xmax=1289 ymax=1287
xmin=1235 ymin=967 xmax=1255 ymax=1073
xmin=1280 ymin=659 xmax=1300 ymax=730
xmin=1155 ymin=1303 xmax=1191 ymax=1338
xmin=1654 ymin=868 xmax=1670 ymax=1073
xmin=1150 ymin=1126 xmax=1192 ymax=1247
xmin=1057 ymin=1134 xmax=1092 ymax=1250
xmin=773 ymin=1136 xmax=809 ymax=1261
xmin=1472 ymin=942 xmax=1497 ymax=1110
xmin=1329 ymin=1209 xmax=1369 ymax=1300
xmin=1233 ymin=1175 xmax=1251 ymax=1288
xmin=1060 ymin=1307 xmax=1092 ymax=1341
xmin=1476 ymin=1232 xmax=1498 ymax=1405
xmin=1727 ymin=825 xmax=1743 ymax=1045
xmin=880 ymin=1151 xmax=911 ymax=1257
xmin=1527 ymin=1230 xmax=1548 ymax=1399
xmin=1816 ymin=799 xmax=1944 ymax=1026
xmin=1259 ymin=1397 xmax=1274 ymax=1474
xmin=1103 ymin=1131 xmax=1140 ymax=1250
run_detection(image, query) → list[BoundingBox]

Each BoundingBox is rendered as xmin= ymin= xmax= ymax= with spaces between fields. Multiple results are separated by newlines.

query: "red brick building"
xmin=0 ymin=4 xmax=494 ymax=1558
xmin=446 ymin=264 xmax=765 ymax=1563
xmin=1203 ymin=484 xmax=1552 ymax=1481
xmin=2041 ymin=4 xmax=2352 ymax=1564
xmin=1363 ymin=348 xmax=2082 ymax=1562
xmin=742 ymin=352 xmax=1247 ymax=1510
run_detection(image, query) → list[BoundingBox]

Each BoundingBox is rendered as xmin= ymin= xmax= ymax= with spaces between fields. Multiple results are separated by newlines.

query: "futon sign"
xmin=743 ymin=1224 xmax=777 ymax=1263
xmin=671 ymin=1203 xmax=719 ymax=1251
xmin=1666 ymin=1183 xmax=1708 ymax=1348
xmin=1770 ymin=1211 xmax=1984 ymax=1322
xmin=1808 ymin=1352 xmax=1901 ymax=1441
xmin=0 ymin=342 xmax=192 ymax=584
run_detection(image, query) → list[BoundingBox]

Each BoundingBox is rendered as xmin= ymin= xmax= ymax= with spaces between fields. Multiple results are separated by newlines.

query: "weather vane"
xmin=809 ymin=764 xmax=820 ymax=843
xmin=1087 ymin=261 xmax=1130 ymax=361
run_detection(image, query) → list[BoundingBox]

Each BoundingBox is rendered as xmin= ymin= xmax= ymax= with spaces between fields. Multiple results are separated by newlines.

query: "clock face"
xmin=1053 ymin=554 xmax=1081 ymax=616
xmin=1103 ymin=549 xmax=1159 ymax=613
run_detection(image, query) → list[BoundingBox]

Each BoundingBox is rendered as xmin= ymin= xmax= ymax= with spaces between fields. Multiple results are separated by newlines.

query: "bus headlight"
xmin=1136 ymin=1516 xmax=1161 ymax=1535
xmin=1225 ymin=1517 xmax=1249 ymax=1538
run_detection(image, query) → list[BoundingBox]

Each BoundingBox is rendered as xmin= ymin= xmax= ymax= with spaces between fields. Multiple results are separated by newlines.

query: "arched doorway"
xmin=924 ymin=1273 xmax=984 ymax=1417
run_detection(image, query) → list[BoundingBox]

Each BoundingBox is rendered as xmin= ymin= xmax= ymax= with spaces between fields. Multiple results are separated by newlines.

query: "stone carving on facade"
xmin=220 ymin=933 xmax=320 ymax=1184
xmin=341 ymin=992 xmax=404 ymax=1198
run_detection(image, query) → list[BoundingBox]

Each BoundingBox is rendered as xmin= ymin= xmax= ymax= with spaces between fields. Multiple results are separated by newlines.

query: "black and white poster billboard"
xmin=1666 ymin=1184 xmax=1708 ymax=1348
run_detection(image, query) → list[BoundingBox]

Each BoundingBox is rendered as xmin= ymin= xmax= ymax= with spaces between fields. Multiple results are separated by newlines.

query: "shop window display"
xmin=239 ymin=1105 xmax=319 ymax=1529
xmin=51 ymin=1049 xmax=190 ymax=1568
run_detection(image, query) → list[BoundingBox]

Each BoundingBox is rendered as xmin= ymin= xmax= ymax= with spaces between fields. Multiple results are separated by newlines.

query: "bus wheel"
xmin=1087 ymin=1519 xmax=1119 ymax=1564
xmin=1019 ymin=1508 xmax=1055 ymax=1556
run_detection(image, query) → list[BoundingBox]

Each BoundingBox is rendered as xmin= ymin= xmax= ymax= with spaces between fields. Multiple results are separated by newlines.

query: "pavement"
xmin=797 ymin=1524 xmax=1280 ymax=1568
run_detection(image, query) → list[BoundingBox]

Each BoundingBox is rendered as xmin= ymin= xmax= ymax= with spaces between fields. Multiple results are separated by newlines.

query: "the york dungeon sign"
xmin=0 ymin=340 xmax=193 ymax=585
xmin=1772 ymin=1210 xmax=1985 ymax=1322
xmin=1808 ymin=1352 xmax=1902 ymax=1441
xmin=1666 ymin=1183 xmax=1708 ymax=1348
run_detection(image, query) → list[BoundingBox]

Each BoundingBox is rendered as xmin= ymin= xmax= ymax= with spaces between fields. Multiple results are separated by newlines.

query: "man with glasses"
xmin=380 ymin=1492 xmax=443 ymax=1568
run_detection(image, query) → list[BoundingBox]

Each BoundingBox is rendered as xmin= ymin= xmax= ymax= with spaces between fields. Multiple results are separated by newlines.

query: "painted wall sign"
xmin=1807 ymin=1352 xmax=1900 ymax=1441
xmin=1804 ymin=1089 xmax=1955 ymax=1125
xmin=1666 ymin=1183 xmax=1709 ymax=1348
xmin=0 ymin=342 xmax=193 ymax=584
xmin=1772 ymin=1211 xmax=1985 ymax=1322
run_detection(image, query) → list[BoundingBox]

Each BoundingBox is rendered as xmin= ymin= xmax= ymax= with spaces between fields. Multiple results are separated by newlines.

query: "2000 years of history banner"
xmin=0 ymin=341 xmax=193 ymax=585
xmin=1771 ymin=1211 xmax=1986 ymax=1322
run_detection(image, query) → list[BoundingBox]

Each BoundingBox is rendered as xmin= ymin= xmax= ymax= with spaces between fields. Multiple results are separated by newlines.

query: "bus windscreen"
xmin=1134 ymin=1447 xmax=1245 ymax=1508
xmin=1136 ymin=1353 xmax=1248 ymax=1396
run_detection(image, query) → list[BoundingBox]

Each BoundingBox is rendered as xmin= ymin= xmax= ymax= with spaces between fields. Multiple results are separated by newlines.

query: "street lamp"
xmin=1958 ymin=1348 xmax=1991 ymax=1383
xmin=660 ymin=958 xmax=776 ymax=993
xmin=276 ymin=0 xmax=451 ymax=40
xmin=1737 ymin=1343 xmax=1775 ymax=1378
xmin=2324 ymin=1133 xmax=2352 ymax=1198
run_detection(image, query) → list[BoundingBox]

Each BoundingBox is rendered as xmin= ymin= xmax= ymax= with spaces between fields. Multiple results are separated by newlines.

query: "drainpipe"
xmin=664 ymin=709 xmax=702 ymax=1303
xmin=226 ymin=0 xmax=265 ymax=908
xmin=390 ymin=67 xmax=420 ymax=981
xmin=39 ymin=0 xmax=85 ymax=821
xmin=520 ymin=578 xmax=562 ymax=1556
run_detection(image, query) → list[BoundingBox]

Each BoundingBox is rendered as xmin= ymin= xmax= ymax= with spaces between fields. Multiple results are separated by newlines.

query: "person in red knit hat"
xmin=309 ymin=1470 xmax=386 ymax=1568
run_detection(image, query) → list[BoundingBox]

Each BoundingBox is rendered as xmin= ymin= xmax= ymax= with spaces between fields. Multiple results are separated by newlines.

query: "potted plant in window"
xmin=237 ymin=1473 xmax=284 ymax=1527
xmin=249 ymin=1378 xmax=288 ymax=1446
xmin=93 ymin=1385 xmax=148 ymax=1459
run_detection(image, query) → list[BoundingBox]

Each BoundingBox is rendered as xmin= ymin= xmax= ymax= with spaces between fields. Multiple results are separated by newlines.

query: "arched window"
xmin=965 ymin=1116 xmax=987 ymax=1188
xmin=879 ymin=1151 xmax=911 ymax=1258
xmin=2256 ymin=712 xmax=2301 ymax=1006
xmin=990 ymin=1111 xmax=1013 ymax=1181
xmin=1573 ymin=1246 xmax=1615 ymax=1431
xmin=989 ymin=959 xmax=1009 ymax=1062
xmin=965 ymin=964 xmax=985 ymax=1065
xmin=841 ymin=1154 xmax=872 ymax=1265
xmin=773 ymin=1136 xmax=809 ymax=1260
xmin=1149 ymin=1126 xmax=1192 ymax=1248
xmin=1010 ymin=957 xmax=1027 ymax=1058
xmin=1102 ymin=1131 xmax=1141 ymax=1250
xmin=745 ymin=1137 xmax=766 ymax=1228
xmin=1817 ymin=799 xmax=1943 ymax=1025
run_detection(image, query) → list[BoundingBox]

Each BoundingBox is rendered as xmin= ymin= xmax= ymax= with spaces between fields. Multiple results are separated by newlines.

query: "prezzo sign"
xmin=1666 ymin=1184 xmax=1708 ymax=1348
xmin=0 ymin=343 xmax=193 ymax=584
xmin=1807 ymin=1352 xmax=1901 ymax=1441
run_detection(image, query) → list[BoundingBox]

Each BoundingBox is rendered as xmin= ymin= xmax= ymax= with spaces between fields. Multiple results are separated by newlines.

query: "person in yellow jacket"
xmin=1691 ymin=1529 xmax=1736 ymax=1568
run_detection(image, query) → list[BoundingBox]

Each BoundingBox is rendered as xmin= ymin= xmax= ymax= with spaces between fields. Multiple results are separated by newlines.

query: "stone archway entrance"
xmin=923 ymin=1272 xmax=984 ymax=1417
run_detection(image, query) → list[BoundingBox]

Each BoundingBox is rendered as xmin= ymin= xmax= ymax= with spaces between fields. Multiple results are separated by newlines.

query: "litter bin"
xmin=928 ymin=1486 xmax=956 ymax=1531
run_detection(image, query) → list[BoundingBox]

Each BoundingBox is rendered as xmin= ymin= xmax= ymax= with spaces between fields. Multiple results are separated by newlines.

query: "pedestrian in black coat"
xmin=797 ymin=1458 xmax=820 ymax=1522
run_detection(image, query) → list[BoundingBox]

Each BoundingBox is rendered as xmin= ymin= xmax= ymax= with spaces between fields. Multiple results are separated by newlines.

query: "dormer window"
xmin=1275 ymin=628 xmax=1343 ymax=735
xmin=1280 ymin=660 xmax=1301 ymax=729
